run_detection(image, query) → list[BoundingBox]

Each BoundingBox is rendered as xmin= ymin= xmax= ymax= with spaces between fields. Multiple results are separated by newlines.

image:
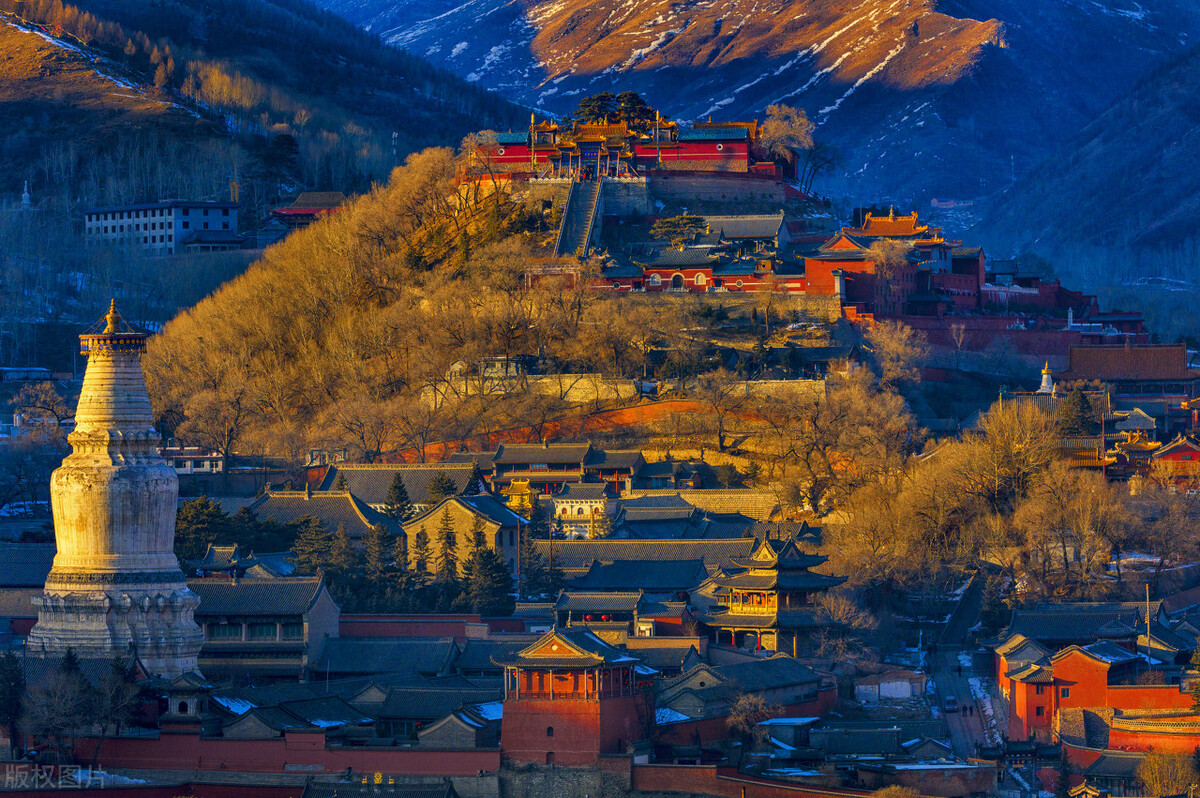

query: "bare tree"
xmin=760 ymin=104 xmax=815 ymax=163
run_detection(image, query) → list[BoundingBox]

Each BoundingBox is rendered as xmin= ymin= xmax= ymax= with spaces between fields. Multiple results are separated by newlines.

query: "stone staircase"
xmin=554 ymin=180 xmax=602 ymax=258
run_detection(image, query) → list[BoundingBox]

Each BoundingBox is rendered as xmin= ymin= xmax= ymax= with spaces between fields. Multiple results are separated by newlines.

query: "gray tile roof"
xmin=554 ymin=483 xmax=609 ymax=500
xmin=249 ymin=490 xmax=394 ymax=539
xmin=319 ymin=464 xmax=476 ymax=507
xmin=703 ymin=213 xmax=784 ymax=241
xmin=571 ymin=559 xmax=710 ymax=592
xmin=627 ymin=490 xmax=780 ymax=521
xmin=1006 ymin=602 xmax=1160 ymax=644
xmin=677 ymin=127 xmax=749 ymax=141
xmin=536 ymin=538 xmax=756 ymax=576
xmin=554 ymin=591 xmax=644 ymax=612
xmin=453 ymin=638 xmax=537 ymax=673
xmin=408 ymin=495 xmax=525 ymax=529
xmin=0 ymin=587 xmax=40 ymax=618
xmin=494 ymin=443 xmax=592 ymax=465
xmin=313 ymin=637 xmax=458 ymax=677
xmin=377 ymin=685 xmax=501 ymax=720
xmin=445 ymin=451 xmax=495 ymax=470
xmin=189 ymin=577 xmax=325 ymax=617
xmin=587 ymin=450 xmax=644 ymax=470
xmin=634 ymin=248 xmax=722 ymax=268
xmin=714 ymin=656 xmax=823 ymax=691
xmin=0 ymin=543 xmax=55 ymax=587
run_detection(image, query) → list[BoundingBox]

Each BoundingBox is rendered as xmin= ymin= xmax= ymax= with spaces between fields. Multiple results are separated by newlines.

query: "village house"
xmin=247 ymin=485 xmax=398 ymax=541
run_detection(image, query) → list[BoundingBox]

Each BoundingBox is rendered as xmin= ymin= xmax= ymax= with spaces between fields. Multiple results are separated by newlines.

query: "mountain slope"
xmin=974 ymin=43 xmax=1200 ymax=256
xmin=317 ymin=0 xmax=1200 ymax=201
xmin=0 ymin=0 xmax=522 ymax=209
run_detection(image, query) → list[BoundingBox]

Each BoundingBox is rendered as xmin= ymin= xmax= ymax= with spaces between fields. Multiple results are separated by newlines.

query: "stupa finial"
xmin=104 ymin=299 xmax=120 ymax=334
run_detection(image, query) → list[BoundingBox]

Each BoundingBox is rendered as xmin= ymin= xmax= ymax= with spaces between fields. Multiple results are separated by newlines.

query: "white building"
xmin=83 ymin=200 xmax=240 ymax=255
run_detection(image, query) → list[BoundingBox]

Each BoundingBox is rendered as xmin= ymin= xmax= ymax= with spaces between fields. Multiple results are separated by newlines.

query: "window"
xmin=546 ymin=726 xmax=554 ymax=737
xmin=1061 ymin=687 xmax=1070 ymax=698
xmin=1183 ymin=455 xmax=1193 ymax=461
xmin=222 ymin=208 xmax=229 ymax=216
xmin=1035 ymin=685 xmax=1045 ymax=695
xmin=577 ymin=507 xmax=584 ymax=515
xmin=1035 ymin=706 xmax=1045 ymax=716
xmin=208 ymin=622 xmax=242 ymax=639
xmin=716 ymin=143 xmax=724 ymax=151
xmin=282 ymin=622 xmax=304 ymax=640
xmin=695 ymin=273 xmax=706 ymax=286
xmin=649 ymin=274 xmax=661 ymax=286
xmin=182 ymin=221 xmax=189 ymax=229
xmin=223 ymin=222 xmax=230 ymax=230
xmin=203 ymin=208 xmax=210 ymax=216
xmin=178 ymin=700 xmax=189 ymax=715
xmin=247 ymin=622 xmax=277 ymax=640
xmin=203 ymin=222 xmax=210 ymax=230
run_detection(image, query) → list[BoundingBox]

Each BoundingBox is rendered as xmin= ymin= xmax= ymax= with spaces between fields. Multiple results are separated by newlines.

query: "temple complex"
xmin=27 ymin=302 xmax=203 ymax=678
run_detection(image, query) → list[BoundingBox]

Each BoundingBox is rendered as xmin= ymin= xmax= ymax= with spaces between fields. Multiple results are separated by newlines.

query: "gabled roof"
xmin=248 ymin=489 xmax=393 ymax=539
xmin=534 ymin=538 xmax=756 ymax=575
xmin=278 ymin=696 xmax=373 ymax=728
xmin=378 ymin=686 xmax=501 ymax=720
xmin=408 ymin=495 xmax=526 ymax=529
xmin=627 ymin=490 xmax=779 ymax=521
xmin=189 ymin=577 xmax=326 ymax=617
xmin=634 ymin=248 xmax=722 ymax=268
xmin=319 ymin=464 xmax=476 ymax=506
xmin=288 ymin=192 xmax=346 ymax=210
xmin=314 ymin=637 xmax=458 ymax=677
xmin=0 ymin=543 xmax=54 ymax=587
xmin=1006 ymin=663 xmax=1054 ymax=683
xmin=1114 ymin=408 xmax=1156 ymax=431
xmin=553 ymin=483 xmax=609 ymax=500
xmin=494 ymin=442 xmax=591 ymax=465
xmin=554 ymin=590 xmax=644 ymax=613
xmin=714 ymin=655 xmax=823 ymax=691
xmin=1153 ymin=434 xmax=1200 ymax=460
xmin=492 ymin=626 xmax=640 ymax=668
xmin=678 ymin=127 xmax=749 ymax=141
xmin=570 ymin=559 xmax=710 ymax=592
xmin=495 ymin=131 xmax=529 ymax=145
xmin=703 ymin=213 xmax=784 ymax=241
xmin=445 ymin=451 xmax=496 ymax=470
xmin=728 ymin=537 xmax=830 ymax=571
xmin=1005 ymin=602 xmax=1157 ymax=643
xmin=1061 ymin=344 xmax=1200 ymax=382
xmin=1050 ymin=641 xmax=1140 ymax=667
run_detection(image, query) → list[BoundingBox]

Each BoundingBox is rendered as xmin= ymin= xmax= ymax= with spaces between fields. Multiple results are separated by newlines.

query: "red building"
xmin=485 ymin=116 xmax=780 ymax=179
xmin=495 ymin=627 xmax=647 ymax=766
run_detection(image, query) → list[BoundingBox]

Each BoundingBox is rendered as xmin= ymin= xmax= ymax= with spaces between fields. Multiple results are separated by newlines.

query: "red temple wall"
xmin=70 ymin=732 xmax=499 ymax=776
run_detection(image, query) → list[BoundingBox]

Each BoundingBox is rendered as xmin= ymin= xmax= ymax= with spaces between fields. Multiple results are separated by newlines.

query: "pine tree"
xmin=329 ymin=523 xmax=358 ymax=583
xmin=0 ymin=650 xmax=25 ymax=754
xmin=517 ymin=529 xmax=550 ymax=600
xmin=291 ymin=517 xmax=334 ymax=575
xmin=591 ymin=509 xmax=613 ymax=539
xmin=428 ymin=471 xmax=459 ymax=503
xmin=174 ymin=496 xmax=231 ymax=562
xmin=435 ymin=507 xmax=458 ymax=581
xmin=467 ymin=460 xmax=486 ymax=495
xmin=1190 ymin=647 xmax=1200 ymax=710
xmin=1056 ymin=389 xmax=1093 ymax=436
xmin=411 ymin=525 xmax=430 ymax=577
xmin=1055 ymin=753 xmax=1071 ymax=798
xmin=333 ymin=471 xmax=349 ymax=490
xmin=382 ymin=473 xmax=414 ymax=521
xmin=464 ymin=547 xmax=516 ymax=616
xmin=363 ymin=524 xmax=392 ymax=589
xmin=467 ymin=513 xmax=487 ymax=556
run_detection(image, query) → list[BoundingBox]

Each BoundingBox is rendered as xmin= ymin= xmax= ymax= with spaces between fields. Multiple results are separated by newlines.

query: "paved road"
xmin=929 ymin=573 xmax=994 ymax=758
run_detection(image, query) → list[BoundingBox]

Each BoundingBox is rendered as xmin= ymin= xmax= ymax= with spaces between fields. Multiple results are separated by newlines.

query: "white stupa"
xmin=28 ymin=301 xmax=203 ymax=677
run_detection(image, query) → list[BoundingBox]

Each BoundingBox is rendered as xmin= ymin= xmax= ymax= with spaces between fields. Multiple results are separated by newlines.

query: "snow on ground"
xmin=450 ymin=41 xmax=469 ymax=57
xmin=968 ymin=676 xmax=1002 ymax=746
xmin=957 ymin=652 xmax=973 ymax=668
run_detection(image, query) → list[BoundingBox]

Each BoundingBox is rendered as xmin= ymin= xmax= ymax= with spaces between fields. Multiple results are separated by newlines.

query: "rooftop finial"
xmin=104 ymin=299 xmax=120 ymax=334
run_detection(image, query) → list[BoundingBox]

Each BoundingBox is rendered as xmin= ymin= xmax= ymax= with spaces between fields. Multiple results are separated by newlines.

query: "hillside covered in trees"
xmin=1 ymin=0 xmax=520 ymax=211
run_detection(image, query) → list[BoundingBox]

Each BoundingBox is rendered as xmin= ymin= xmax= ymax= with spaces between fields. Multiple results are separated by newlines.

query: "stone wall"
xmin=602 ymin=178 xmax=652 ymax=216
xmin=648 ymin=174 xmax=786 ymax=208
xmin=499 ymin=759 xmax=631 ymax=798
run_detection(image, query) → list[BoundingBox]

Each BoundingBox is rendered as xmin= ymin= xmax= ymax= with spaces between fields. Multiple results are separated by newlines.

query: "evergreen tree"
xmin=333 ymin=471 xmax=348 ymax=490
xmin=573 ymin=91 xmax=619 ymax=124
xmin=1056 ymin=389 xmax=1093 ymax=436
xmin=428 ymin=471 xmax=459 ymax=503
xmin=464 ymin=546 xmax=516 ymax=616
xmin=60 ymin=647 xmax=81 ymax=677
xmin=435 ymin=507 xmax=458 ymax=581
xmin=1055 ymin=753 xmax=1071 ymax=798
xmin=467 ymin=514 xmax=487 ymax=556
xmin=174 ymin=496 xmax=231 ymax=562
xmin=411 ymin=525 xmax=431 ymax=577
xmin=649 ymin=214 xmax=706 ymax=247
xmin=329 ymin=523 xmax=358 ymax=583
xmin=1190 ymin=647 xmax=1200 ymax=710
xmin=291 ymin=517 xmax=334 ymax=575
xmin=0 ymin=651 xmax=24 ymax=755
xmin=591 ymin=509 xmax=613 ymax=539
xmin=517 ymin=529 xmax=551 ymax=600
xmin=382 ymin=473 xmax=414 ymax=521
xmin=363 ymin=524 xmax=392 ymax=589
xmin=616 ymin=91 xmax=656 ymax=133
xmin=467 ymin=460 xmax=487 ymax=495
